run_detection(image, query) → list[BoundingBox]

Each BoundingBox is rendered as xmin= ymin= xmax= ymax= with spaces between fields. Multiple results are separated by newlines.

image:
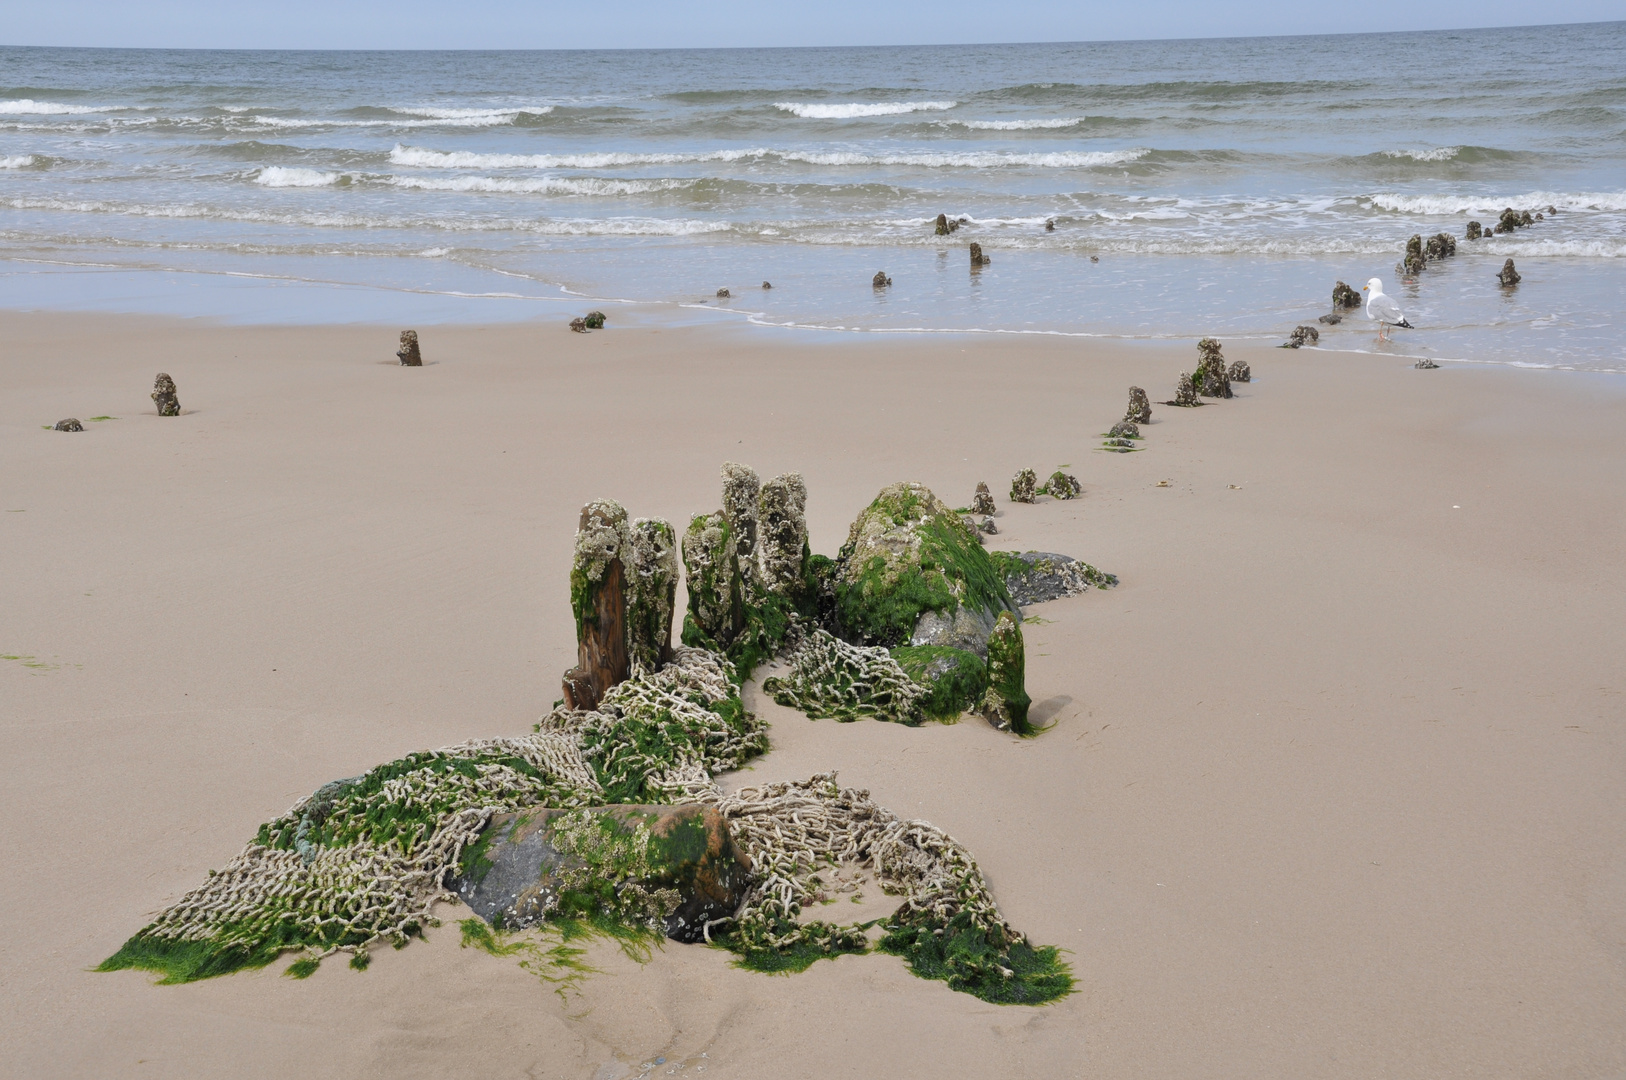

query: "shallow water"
xmin=2 ymin=26 xmax=1623 ymax=368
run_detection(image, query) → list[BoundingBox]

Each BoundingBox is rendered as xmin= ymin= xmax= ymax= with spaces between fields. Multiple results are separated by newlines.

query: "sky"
xmin=3 ymin=0 xmax=1620 ymax=50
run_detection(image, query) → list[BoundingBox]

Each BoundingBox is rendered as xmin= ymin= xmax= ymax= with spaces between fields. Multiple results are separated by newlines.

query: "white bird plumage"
xmin=1363 ymin=277 xmax=1412 ymax=340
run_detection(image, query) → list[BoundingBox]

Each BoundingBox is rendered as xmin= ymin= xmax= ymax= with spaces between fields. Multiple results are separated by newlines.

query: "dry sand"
xmin=2 ymin=311 xmax=1623 ymax=1079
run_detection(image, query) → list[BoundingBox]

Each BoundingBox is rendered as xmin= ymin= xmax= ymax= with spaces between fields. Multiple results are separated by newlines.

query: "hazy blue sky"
xmin=4 ymin=0 xmax=1619 ymax=50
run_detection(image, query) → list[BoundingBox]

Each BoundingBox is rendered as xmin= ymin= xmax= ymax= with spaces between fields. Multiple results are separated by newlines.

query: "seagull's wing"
xmin=1368 ymin=292 xmax=1407 ymax=326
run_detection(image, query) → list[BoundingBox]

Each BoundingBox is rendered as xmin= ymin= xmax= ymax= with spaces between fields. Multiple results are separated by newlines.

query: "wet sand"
xmin=1 ymin=311 xmax=1623 ymax=1079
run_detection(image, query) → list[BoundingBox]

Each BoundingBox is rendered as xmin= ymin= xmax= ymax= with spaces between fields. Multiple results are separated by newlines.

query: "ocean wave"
xmin=1367 ymin=191 xmax=1626 ymax=214
xmin=773 ymin=101 xmax=957 ymax=118
xmin=393 ymin=105 xmax=554 ymax=120
xmin=955 ymin=117 xmax=1085 ymax=130
xmin=0 ymin=154 xmax=37 ymax=168
xmin=0 ymin=98 xmax=101 ymax=116
xmin=1377 ymin=146 xmax=1465 ymax=162
xmin=255 ymin=167 xmax=348 ymax=188
xmin=388 ymin=174 xmax=696 ymax=196
xmin=248 ymin=108 xmax=549 ymax=130
xmin=388 ymin=144 xmax=1152 ymax=170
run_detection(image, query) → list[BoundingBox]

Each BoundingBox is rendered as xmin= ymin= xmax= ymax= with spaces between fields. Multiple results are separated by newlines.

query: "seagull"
xmin=1363 ymin=277 xmax=1413 ymax=341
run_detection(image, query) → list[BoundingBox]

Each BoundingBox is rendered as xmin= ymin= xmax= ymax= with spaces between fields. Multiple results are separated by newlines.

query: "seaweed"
xmin=889 ymin=644 xmax=988 ymax=722
xmin=878 ymin=910 xmax=1073 ymax=1005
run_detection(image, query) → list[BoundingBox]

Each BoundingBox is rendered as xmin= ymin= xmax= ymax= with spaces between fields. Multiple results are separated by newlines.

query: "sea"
xmin=2 ymin=24 xmax=1624 ymax=369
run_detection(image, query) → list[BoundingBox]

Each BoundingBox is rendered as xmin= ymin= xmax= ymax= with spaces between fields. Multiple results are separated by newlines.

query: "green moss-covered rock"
xmin=626 ymin=518 xmax=678 ymax=675
xmin=981 ymin=610 xmax=1031 ymax=734
xmin=455 ymin=804 xmax=750 ymax=943
xmin=890 ymin=644 xmax=988 ymax=721
xmin=834 ymin=482 xmax=1016 ymax=649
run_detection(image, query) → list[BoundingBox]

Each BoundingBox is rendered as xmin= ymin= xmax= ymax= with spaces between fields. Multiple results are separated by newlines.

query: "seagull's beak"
xmin=1362 ymin=286 xmax=1369 ymax=292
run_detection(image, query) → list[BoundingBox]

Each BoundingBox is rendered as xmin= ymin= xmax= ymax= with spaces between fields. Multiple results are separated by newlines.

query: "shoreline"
xmin=3 ymin=311 xmax=1623 ymax=1078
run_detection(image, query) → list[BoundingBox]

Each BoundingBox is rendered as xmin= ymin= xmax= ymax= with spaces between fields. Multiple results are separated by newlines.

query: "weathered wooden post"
xmin=756 ymin=472 xmax=808 ymax=597
xmin=562 ymin=500 xmax=630 ymax=711
xmin=625 ymin=517 xmax=678 ymax=676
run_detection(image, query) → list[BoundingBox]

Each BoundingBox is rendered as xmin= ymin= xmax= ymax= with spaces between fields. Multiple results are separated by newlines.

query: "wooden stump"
xmin=563 ymin=500 xmax=630 ymax=711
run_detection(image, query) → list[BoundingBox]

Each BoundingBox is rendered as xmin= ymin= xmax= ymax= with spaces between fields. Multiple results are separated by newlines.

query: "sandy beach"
xmin=2 ymin=311 xmax=1623 ymax=1079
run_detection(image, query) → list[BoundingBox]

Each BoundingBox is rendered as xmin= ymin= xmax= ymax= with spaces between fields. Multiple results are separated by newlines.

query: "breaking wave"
xmin=0 ymin=154 xmax=38 ymax=168
xmin=388 ymin=174 xmax=696 ymax=196
xmin=255 ymin=167 xmax=349 ymax=187
xmin=1367 ymin=191 xmax=1626 ymax=214
xmin=956 ymin=117 xmax=1085 ymax=130
xmin=773 ymin=101 xmax=957 ymax=118
xmin=0 ymin=98 xmax=101 ymax=115
xmin=388 ymin=144 xmax=1152 ymax=170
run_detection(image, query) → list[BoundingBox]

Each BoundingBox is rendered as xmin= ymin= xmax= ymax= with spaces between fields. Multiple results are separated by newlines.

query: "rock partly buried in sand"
xmin=396 ymin=330 xmax=422 ymax=366
xmin=834 ymin=481 xmax=1018 ymax=650
xmin=152 ymin=373 xmax=181 ymax=416
xmin=1466 ymin=220 xmax=1482 ymax=240
xmin=980 ymin=611 xmax=1031 ymax=734
xmin=1009 ymin=469 xmax=1037 ymax=504
xmin=1281 ymin=325 xmax=1319 ymax=349
xmin=54 ymin=418 xmax=84 ymax=432
xmin=583 ymin=311 xmax=607 ymax=329
xmin=716 ymin=288 xmax=731 ymax=298
xmin=1332 ymin=281 xmax=1362 ymax=310
xmin=970 ymin=482 xmax=996 ymax=516
xmin=762 ymin=281 xmax=772 ymax=289
xmin=1171 ymin=372 xmax=1200 ymax=407
xmin=454 ymin=803 xmax=752 ymax=943
xmin=977 ymin=516 xmax=997 ymax=535
xmin=969 ymin=243 xmax=990 ymax=267
xmin=872 ymin=271 xmax=891 ymax=289
xmin=992 ymin=551 xmax=1116 ymax=606
xmin=569 ymin=318 xmax=588 ymax=333
xmin=1108 ymin=419 xmax=1139 ymax=439
xmin=1195 ymin=338 xmax=1232 ymax=398
xmin=1227 ymin=359 xmax=1252 ymax=382
xmin=1041 ymin=471 xmax=1081 ymax=500
xmin=1498 ymin=258 xmax=1521 ymax=286
xmin=1318 ymin=313 xmax=1343 ymax=325
xmin=1415 ymin=358 xmax=1439 ymax=369
xmin=1125 ymin=386 xmax=1152 ymax=424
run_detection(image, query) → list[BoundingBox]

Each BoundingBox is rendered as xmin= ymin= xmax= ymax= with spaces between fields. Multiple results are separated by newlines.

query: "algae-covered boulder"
xmin=1042 ymin=471 xmax=1080 ymax=500
xmin=990 ymin=551 xmax=1116 ymax=606
xmin=981 ymin=611 xmax=1031 ymax=734
xmin=834 ymin=482 xmax=1017 ymax=650
xmin=891 ymin=645 xmax=988 ymax=722
xmin=455 ymin=803 xmax=751 ymax=943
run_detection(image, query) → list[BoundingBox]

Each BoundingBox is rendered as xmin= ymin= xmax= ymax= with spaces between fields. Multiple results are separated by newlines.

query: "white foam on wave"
xmin=957 ymin=117 xmax=1084 ymax=130
xmin=255 ymin=167 xmax=346 ymax=188
xmin=1378 ymin=146 xmax=1463 ymax=162
xmin=0 ymin=154 xmax=37 ymax=168
xmin=389 ymin=144 xmax=1151 ymax=170
xmin=774 ymin=101 xmax=956 ymax=119
xmin=1369 ymin=191 xmax=1626 ymax=214
xmin=394 ymin=105 xmax=554 ymax=120
xmin=388 ymin=174 xmax=694 ymax=196
xmin=0 ymin=99 xmax=100 ymax=116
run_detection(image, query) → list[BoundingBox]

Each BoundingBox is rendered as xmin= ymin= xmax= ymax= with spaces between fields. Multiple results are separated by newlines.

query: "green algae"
xmin=889 ymin=644 xmax=987 ymax=722
xmin=878 ymin=910 xmax=1073 ymax=1005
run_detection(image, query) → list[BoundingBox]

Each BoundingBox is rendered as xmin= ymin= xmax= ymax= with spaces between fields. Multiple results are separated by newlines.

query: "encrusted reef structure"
xmin=1498 ymin=259 xmax=1521 ymax=286
xmin=970 ymin=482 xmax=996 ymax=517
xmin=1041 ymin=471 xmax=1081 ymax=500
xmin=872 ymin=271 xmax=891 ymax=289
xmin=1195 ymin=338 xmax=1232 ymax=398
xmin=100 ymin=466 xmax=1103 ymax=1006
xmin=152 ymin=373 xmax=181 ymax=416
xmin=54 ymin=418 xmax=84 ymax=432
xmin=1171 ymin=372 xmax=1199 ymax=408
xmin=1009 ymin=469 xmax=1037 ymax=504
xmin=397 ymin=330 xmax=422 ymax=366
xmin=969 ymin=243 xmax=991 ymax=267
xmin=1125 ymin=386 xmax=1152 ymax=425
xmin=1281 ymin=325 xmax=1319 ymax=349
xmin=1227 ymin=359 xmax=1252 ymax=382
xmin=1466 ymin=221 xmax=1482 ymax=240
xmin=1332 ymin=281 xmax=1362 ymax=310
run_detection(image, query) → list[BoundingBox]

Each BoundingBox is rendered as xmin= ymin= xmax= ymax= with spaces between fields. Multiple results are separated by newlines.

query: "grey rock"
xmin=871 ymin=271 xmax=891 ymax=289
xmin=1227 ymin=359 xmax=1251 ymax=382
xmin=1318 ymin=313 xmax=1343 ymax=325
xmin=1415 ymin=358 xmax=1439 ymax=369
xmin=54 ymin=418 xmax=83 ymax=432
xmin=1497 ymin=259 xmax=1521 ymax=287
xmin=1466 ymin=221 xmax=1482 ymax=240
xmin=716 ymin=287 xmax=731 ymax=298
xmin=911 ymin=603 xmax=1002 ymax=658
xmin=1282 ymin=325 xmax=1319 ymax=349
xmin=1332 ymin=281 xmax=1362 ymax=309
xmin=569 ymin=318 xmax=588 ymax=333
xmin=1108 ymin=420 xmax=1139 ymax=439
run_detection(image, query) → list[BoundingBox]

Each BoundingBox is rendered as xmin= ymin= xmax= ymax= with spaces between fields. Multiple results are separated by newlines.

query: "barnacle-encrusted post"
xmin=681 ymin=511 xmax=739 ymax=648
xmin=757 ymin=472 xmax=808 ymax=597
xmin=721 ymin=462 xmax=760 ymax=598
xmin=1009 ymin=469 xmax=1037 ymax=504
xmin=1195 ymin=338 xmax=1231 ymax=398
xmin=564 ymin=500 xmax=631 ymax=710
xmin=1125 ymin=386 xmax=1152 ymax=424
xmin=152 ymin=373 xmax=181 ymax=416
xmin=626 ymin=517 xmax=678 ymax=676
xmin=981 ymin=610 xmax=1032 ymax=734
